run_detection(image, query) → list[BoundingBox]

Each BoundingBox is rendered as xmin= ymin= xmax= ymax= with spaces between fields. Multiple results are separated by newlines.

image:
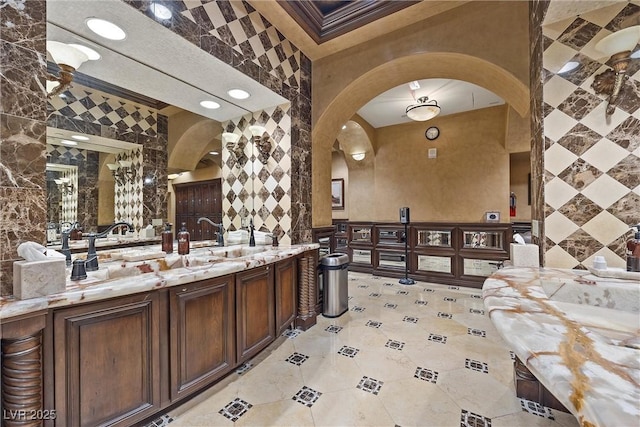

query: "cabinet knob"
xmin=266 ymin=266 xmax=270 ymax=271
xmin=182 ymin=288 xmax=187 ymax=292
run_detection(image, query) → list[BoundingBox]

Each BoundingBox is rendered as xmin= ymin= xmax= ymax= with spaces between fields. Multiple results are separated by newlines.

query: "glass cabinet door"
xmin=417 ymin=255 xmax=452 ymax=273
xmin=417 ymin=230 xmax=452 ymax=247
xmin=462 ymin=231 xmax=503 ymax=249
xmin=351 ymin=227 xmax=372 ymax=243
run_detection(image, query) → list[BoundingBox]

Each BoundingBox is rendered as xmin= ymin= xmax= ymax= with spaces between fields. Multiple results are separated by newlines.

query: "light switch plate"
xmin=428 ymin=148 xmax=437 ymax=159
xmin=531 ymin=220 xmax=540 ymax=237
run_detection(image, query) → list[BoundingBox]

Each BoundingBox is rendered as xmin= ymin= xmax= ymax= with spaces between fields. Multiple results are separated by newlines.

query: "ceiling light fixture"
xmin=86 ymin=18 xmax=126 ymax=40
xmin=342 ymin=125 xmax=347 ymax=130
xmin=351 ymin=153 xmax=366 ymax=161
xmin=200 ymin=100 xmax=220 ymax=109
xmin=592 ymin=25 xmax=640 ymax=116
xmin=45 ymin=41 xmax=89 ymax=98
xmin=60 ymin=139 xmax=78 ymax=146
xmin=71 ymin=135 xmax=90 ymax=141
xmin=406 ymin=96 xmax=441 ymax=121
xmin=209 ymin=151 xmax=219 ymax=155
xmin=68 ymin=44 xmax=101 ymax=60
xmin=150 ymin=2 xmax=172 ymax=20
xmin=228 ymin=89 xmax=250 ymax=100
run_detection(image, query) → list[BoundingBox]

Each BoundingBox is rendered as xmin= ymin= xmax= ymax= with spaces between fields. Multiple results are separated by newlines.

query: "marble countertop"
xmin=1 ymin=242 xmax=319 ymax=321
xmin=483 ymin=267 xmax=639 ymax=427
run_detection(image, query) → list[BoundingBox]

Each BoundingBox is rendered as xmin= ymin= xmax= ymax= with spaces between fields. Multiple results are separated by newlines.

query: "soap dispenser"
xmin=162 ymin=223 xmax=173 ymax=254
xmin=177 ymin=222 xmax=190 ymax=255
xmin=627 ymin=224 xmax=640 ymax=272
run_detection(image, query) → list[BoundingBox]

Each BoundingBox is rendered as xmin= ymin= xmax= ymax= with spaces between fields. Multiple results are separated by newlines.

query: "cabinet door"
xmin=275 ymin=258 xmax=297 ymax=336
xmin=169 ymin=276 xmax=236 ymax=401
xmin=236 ymin=265 xmax=275 ymax=363
xmin=53 ymin=293 xmax=161 ymax=427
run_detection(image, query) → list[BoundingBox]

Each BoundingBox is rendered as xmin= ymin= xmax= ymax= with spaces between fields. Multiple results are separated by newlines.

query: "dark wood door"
xmin=174 ymin=179 xmax=222 ymax=241
xmin=275 ymin=258 xmax=297 ymax=336
xmin=169 ymin=276 xmax=236 ymax=401
xmin=236 ymin=265 xmax=275 ymax=363
xmin=53 ymin=293 xmax=161 ymax=427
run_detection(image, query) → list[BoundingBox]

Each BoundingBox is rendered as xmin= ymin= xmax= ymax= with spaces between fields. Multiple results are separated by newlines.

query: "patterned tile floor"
xmin=159 ymin=272 xmax=580 ymax=427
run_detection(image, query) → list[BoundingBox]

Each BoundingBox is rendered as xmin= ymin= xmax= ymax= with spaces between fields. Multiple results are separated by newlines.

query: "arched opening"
xmin=312 ymin=52 xmax=529 ymax=227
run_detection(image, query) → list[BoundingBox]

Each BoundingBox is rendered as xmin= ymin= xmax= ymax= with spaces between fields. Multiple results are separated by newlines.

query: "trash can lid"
xmin=321 ymin=253 xmax=350 ymax=266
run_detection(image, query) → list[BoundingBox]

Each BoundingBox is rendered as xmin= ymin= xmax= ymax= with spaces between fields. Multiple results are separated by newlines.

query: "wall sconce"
xmin=351 ymin=153 xmax=366 ymax=161
xmin=107 ymin=160 xmax=137 ymax=186
xmin=592 ymin=25 xmax=640 ymax=116
xmin=46 ymin=41 xmax=90 ymax=98
xmin=54 ymin=177 xmax=74 ymax=196
xmin=222 ymin=132 xmax=248 ymax=167
xmin=249 ymin=125 xmax=271 ymax=164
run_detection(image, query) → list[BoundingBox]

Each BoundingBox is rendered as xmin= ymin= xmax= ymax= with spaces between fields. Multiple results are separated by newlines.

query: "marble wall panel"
xmin=0 ymin=0 xmax=47 ymax=295
xmin=0 ymin=40 xmax=46 ymax=121
xmin=529 ymin=1 xmax=548 ymax=260
xmin=542 ymin=2 xmax=640 ymax=269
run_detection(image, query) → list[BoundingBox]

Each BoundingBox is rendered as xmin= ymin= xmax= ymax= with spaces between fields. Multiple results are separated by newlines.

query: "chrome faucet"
xmin=85 ymin=222 xmax=134 ymax=271
xmin=197 ymin=217 xmax=225 ymax=246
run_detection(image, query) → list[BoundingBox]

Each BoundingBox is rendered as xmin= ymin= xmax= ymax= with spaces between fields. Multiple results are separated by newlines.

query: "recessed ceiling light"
xmin=200 ymin=100 xmax=220 ymax=109
xmin=209 ymin=151 xmax=219 ymax=155
xmin=71 ymin=135 xmax=90 ymax=141
xmin=61 ymin=139 xmax=78 ymax=146
xmin=558 ymin=61 xmax=579 ymax=74
xmin=86 ymin=18 xmax=126 ymax=41
xmin=227 ymin=89 xmax=250 ymax=100
xmin=68 ymin=44 xmax=101 ymax=60
xmin=150 ymin=2 xmax=172 ymax=20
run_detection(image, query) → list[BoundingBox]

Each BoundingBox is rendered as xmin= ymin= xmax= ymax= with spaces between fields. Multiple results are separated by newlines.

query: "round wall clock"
xmin=425 ymin=126 xmax=440 ymax=140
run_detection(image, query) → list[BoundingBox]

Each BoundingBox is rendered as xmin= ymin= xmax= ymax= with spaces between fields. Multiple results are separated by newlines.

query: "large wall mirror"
xmin=45 ymin=0 xmax=286 ymax=244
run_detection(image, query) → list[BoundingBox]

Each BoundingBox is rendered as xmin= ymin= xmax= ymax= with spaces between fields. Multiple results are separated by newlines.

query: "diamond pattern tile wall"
xmin=543 ymin=1 xmax=640 ymax=269
xmin=181 ymin=0 xmax=300 ymax=89
xmin=222 ymin=103 xmax=292 ymax=246
xmin=48 ymin=85 xmax=158 ymax=136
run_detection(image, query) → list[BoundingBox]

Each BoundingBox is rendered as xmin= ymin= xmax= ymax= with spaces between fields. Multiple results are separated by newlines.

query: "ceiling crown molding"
xmin=277 ymin=0 xmax=419 ymax=44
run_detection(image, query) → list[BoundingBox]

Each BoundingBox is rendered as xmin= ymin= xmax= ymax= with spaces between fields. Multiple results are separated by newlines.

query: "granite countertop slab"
xmin=0 ymin=243 xmax=319 ymax=321
xmin=482 ymin=267 xmax=640 ymax=427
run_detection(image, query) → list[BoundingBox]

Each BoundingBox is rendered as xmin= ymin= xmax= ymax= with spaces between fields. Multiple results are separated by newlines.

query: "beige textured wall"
xmin=335 ymin=106 xmax=511 ymax=222
xmin=509 ymin=152 xmax=532 ymax=222
xmin=167 ymin=111 xmax=221 ymax=172
xmin=312 ymin=1 xmax=530 ymax=227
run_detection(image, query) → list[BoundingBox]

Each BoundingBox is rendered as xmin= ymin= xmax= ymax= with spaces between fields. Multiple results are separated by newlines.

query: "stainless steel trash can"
xmin=321 ymin=253 xmax=350 ymax=317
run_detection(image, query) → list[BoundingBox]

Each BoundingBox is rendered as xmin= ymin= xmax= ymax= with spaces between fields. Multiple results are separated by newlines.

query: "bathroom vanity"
xmin=483 ymin=267 xmax=640 ymax=427
xmin=0 ymin=242 xmax=319 ymax=427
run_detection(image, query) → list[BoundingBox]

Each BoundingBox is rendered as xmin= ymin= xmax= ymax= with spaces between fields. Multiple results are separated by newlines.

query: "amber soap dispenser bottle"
xmin=162 ymin=223 xmax=173 ymax=254
xmin=177 ymin=222 xmax=190 ymax=255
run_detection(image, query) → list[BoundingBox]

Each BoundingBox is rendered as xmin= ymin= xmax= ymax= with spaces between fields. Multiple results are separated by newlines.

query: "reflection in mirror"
xmin=46 ymin=0 xmax=289 ymax=245
xmin=46 ymin=126 xmax=142 ymax=242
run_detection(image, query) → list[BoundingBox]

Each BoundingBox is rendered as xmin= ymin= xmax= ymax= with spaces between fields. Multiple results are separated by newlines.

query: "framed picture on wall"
xmin=331 ymin=178 xmax=344 ymax=210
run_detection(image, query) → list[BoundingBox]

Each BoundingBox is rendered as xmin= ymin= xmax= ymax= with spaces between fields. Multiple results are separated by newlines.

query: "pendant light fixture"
xmin=406 ymin=96 xmax=441 ymax=121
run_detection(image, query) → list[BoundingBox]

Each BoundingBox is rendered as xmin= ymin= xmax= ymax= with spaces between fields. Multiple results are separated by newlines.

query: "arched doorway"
xmin=312 ymin=52 xmax=529 ymax=227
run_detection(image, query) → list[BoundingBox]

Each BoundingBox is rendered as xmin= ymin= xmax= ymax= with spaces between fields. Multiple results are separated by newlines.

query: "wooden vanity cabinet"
xmin=275 ymin=257 xmax=297 ymax=336
xmin=235 ymin=265 xmax=276 ymax=364
xmin=52 ymin=292 xmax=161 ymax=427
xmin=169 ymin=275 xmax=236 ymax=401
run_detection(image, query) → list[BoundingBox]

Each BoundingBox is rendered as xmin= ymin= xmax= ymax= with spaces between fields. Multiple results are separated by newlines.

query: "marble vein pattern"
xmin=0 ymin=243 xmax=319 ymax=320
xmin=483 ymin=266 xmax=640 ymax=427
